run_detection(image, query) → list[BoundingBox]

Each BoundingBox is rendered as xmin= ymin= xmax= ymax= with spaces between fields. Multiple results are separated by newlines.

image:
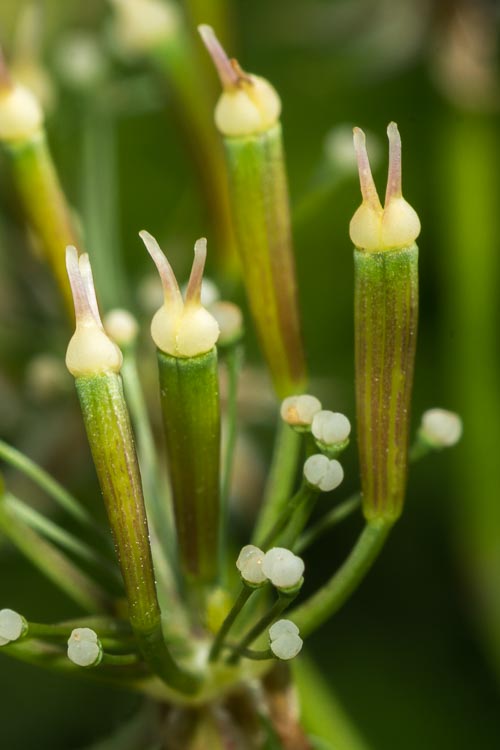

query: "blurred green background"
xmin=1 ymin=0 xmax=499 ymax=747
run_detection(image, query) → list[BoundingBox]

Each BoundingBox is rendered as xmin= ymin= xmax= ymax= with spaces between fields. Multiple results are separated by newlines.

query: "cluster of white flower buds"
xmin=67 ymin=628 xmax=103 ymax=668
xmin=268 ymin=619 xmax=303 ymax=660
xmin=236 ymin=545 xmax=304 ymax=591
xmin=419 ymin=409 xmax=463 ymax=449
xmin=280 ymin=394 xmax=322 ymax=430
xmin=303 ymin=454 xmax=344 ymax=492
xmin=0 ymin=609 xmax=27 ymax=646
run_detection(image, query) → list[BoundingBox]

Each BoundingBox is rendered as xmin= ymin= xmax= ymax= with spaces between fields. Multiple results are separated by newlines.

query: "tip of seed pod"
xmin=198 ymin=24 xmax=239 ymax=90
xmin=385 ymin=121 xmax=402 ymax=204
xmin=185 ymin=237 xmax=208 ymax=307
xmin=139 ymin=230 xmax=182 ymax=309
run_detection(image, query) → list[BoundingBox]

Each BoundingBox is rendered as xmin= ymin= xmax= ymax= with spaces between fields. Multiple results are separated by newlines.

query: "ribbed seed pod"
xmin=199 ymin=25 xmax=306 ymax=398
xmin=351 ymin=124 xmax=420 ymax=522
xmin=65 ymin=246 xmax=197 ymax=693
xmin=0 ymin=74 xmax=78 ymax=316
xmin=140 ymin=231 xmax=221 ymax=587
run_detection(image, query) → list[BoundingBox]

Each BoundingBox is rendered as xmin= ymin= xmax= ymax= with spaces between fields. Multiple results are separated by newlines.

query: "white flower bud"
xmin=312 ymin=410 xmax=351 ymax=445
xmin=199 ymin=25 xmax=281 ymax=137
xmin=420 ymin=409 xmax=463 ymax=448
xmin=0 ymin=609 xmax=26 ymax=646
xmin=104 ymin=309 xmax=139 ymax=347
xmin=67 ymin=628 xmax=102 ymax=667
xmin=54 ymin=33 xmax=108 ymax=91
xmin=141 ymin=232 xmax=220 ymax=358
xmin=0 ymin=83 xmax=43 ymax=142
xmin=236 ymin=544 xmax=267 ymax=586
xmin=262 ymin=548 xmax=304 ymax=591
xmin=109 ymin=0 xmax=181 ymax=55
xmin=280 ymin=394 xmax=322 ymax=428
xmin=25 ymin=354 xmax=70 ymax=402
xmin=303 ymin=454 xmax=344 ymax=492
xmin=209 ymin=301 xmax=244 ymax=346
xmin=269 ymin=619 xmax=303 ymax=660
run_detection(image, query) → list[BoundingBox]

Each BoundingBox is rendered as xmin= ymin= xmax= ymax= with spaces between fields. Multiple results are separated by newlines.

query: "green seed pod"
xmin=141 ymin=231 xmax=221 ymax=587
xmin=351 ymin=124 xmax=420 ymax=522
xmin=65 ymin=246 xmax=197 ymax=693
xmin=0 ymin=71 xmax=79 ymax=317
xmin=199 ymin=25 xmax=306 ymax=398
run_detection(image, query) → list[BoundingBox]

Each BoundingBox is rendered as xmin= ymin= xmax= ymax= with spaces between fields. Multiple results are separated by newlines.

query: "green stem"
xmin=220 ymin=345 xmax=243 ymax=546
xmin=253 ymin=421 xmax=301 ymax=546
xmin=0 ymin=500 xmax=112 ymax=613
xmin=121 ymin=346 xmax=177 ymax=597
xmin=0 ymin=439 xmax=100 ymax=534
xmin=260 ymin=483 xmax=316 ymax=550
xmin=101 ymin=652 xmax=140 ymax=667
xmin=408 ymin=436 xmax=432 ymax=462
xmin=27 ymin=620 xmax=132 ymax=641
xmin=227 ymin=592 xmax=297 ymax=665
xmin=3 ymin=494 xmax=121 ymax=589
xmin=1 ymin=639 xmax=157 ymax=693
xmin=291 ymin=520 xmax=392 ymax=637
xmin=209 ymin=585 xmax=254 ymax=662
xmin=295 ymin=494 xmax=362 ymax=554
xmin=80 ymin=100 xmax=127 ymax=309
xmin=223 ymin=644 xmax=273 ymax=661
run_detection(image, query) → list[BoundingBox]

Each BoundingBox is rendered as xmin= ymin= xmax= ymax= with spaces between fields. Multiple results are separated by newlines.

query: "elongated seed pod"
xmin=0 ymin=75 xmax=78 ymax=316
xmin=65 ymin=247 xmax=198 ymax=693
xmin=199 ymin=25 xmax=306 ymax=397
xmin=351 ymin=124 xmax=420 ymax=522
xmin=157 ymin=349 xmax=220 ymax=583
xmin=141 ymin=232 xmax=221 ymax=587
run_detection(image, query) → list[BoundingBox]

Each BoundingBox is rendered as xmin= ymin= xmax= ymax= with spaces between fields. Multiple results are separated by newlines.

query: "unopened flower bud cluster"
xmin=269 ymin=619 xmax=303 ymax=660
xmin=236 ymin=545 xmax=304 ymax=590
xmin=419 ymin=408 xmax=462 ymax=448
xmin=0 ymin=609 xmax=26 ymax=646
